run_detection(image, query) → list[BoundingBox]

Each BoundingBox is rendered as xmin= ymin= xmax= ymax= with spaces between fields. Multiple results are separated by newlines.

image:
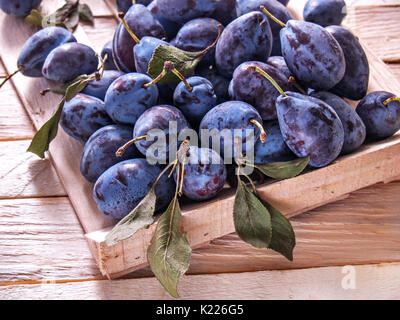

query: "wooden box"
xmin=1 ymin=0 xmax=399 ymax=280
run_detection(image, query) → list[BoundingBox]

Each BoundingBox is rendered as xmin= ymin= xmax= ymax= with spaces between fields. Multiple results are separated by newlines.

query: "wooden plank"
xmin=0 ymin=197 xmax=102 ymax=282
xmin=2 ymin=181 xmax=400 ymax=283
xmin=90 ymin=181 xmax=400 ymax=278
xmin=80 ymin=18 xmax=118 ymax=53
xmin=2 ymin=0 xmax=400 ymax=279
xmin=388 ymin=63 xmax=400 ymax=79
xmin=1 ymin=262 xmax=400 ymax=300
xmin=0 ymin=140 xmax=65 ymax=198
xmin=0 ymin=62 xmax=35 ymax=140
xmin=344 ymin=6 xmax=400 ymax=63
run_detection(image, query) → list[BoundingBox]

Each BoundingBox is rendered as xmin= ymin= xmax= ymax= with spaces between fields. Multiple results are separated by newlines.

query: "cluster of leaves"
xmin=105 ymin=145 xmax=310 ymax=298
xmin=25 ymin=0 xmax=93 ymax=31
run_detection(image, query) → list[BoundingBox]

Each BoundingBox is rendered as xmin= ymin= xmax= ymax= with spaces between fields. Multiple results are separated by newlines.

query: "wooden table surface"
xmin=1 ymin=0 xmax=400 ymax=300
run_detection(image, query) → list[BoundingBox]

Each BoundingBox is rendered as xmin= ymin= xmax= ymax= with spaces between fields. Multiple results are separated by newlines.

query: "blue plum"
xmin=267 ymin=56 xmax=291 ymax=79
xmin=134 ymin=36 xmax=170 ymax=74
xmin=356 ymin=91 xmax=400 ymax=140
xmin=156 ymin=0 xmax=218 ymax=24
xmin=210 ymin=0 xmax=237 ymax=26
xmin=303 ymin=0 xmax=346 ymax=27
xmin=112 ymin=4 xmax=165 ymax=72
xmin=215 ymin=12 xmax=273 ymax=78
xmin=147 ymin=0 xmax=181 ymax=40
xmin=172 ymin=18 xmax=221 ymax=67
xmin=311 ymin=91 xmax=366 ymax=154
xmin=196 ymin=65 xmax=230 ymax=103
xmin=133 ymin=105 xmax=191 ymax=160
xmin=173 ymin=76 xmax=217 ymax=127
xmin=42 ymin=43 xmax=98 ymax=83
xmin=277 ymin=92 xmax=344 ymax=167
xmin=0 ymin=0 xmax=42 ymax=16
xmin=101 ymin=41 xmax=118 ymax=70
xmin=278 ymin=0 xmax=289 ymax=5
xmin=82 ymin=70 xmax=124 ymax=101
xmin=60 ymin=94 xmax=113 ymax=143
xmin=326 ymin=25 xmax=369 ymax=101
xmin=236 ymin=0 xmax=292 ymax=56
xmin=17 ymin=26 xmax=76 ymax=77
xmin=174 ymin=146 xmax=227 ymax=201
xmin=117 ymin=0 xmax=152 ymax=13
xmin=199 ymin=101 xmax=264 ymax=159
xmin=81 ymin=124 xmax=141 ymax=183
xmin=229 ymin=61 xmax=290 ymax=121
xmin=280 ymin=20 xmax=346 ymax=91
xmin=104 ymin=73 xmax=159 ymax=125
xmin=93 ymin=159 xmax=175 ymax=220
xmin=254 ymin=121 xmax=295 ymax=163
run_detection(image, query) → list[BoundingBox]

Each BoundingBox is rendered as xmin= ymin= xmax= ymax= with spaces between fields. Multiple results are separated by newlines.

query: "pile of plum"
xmin=2 ymin=0 xmax=400 ymax=223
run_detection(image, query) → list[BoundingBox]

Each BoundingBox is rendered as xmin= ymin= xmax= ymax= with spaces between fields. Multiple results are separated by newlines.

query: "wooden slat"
xmin=1 ymin=262 xmax=400 ymax=300
xmin=0 ymin=140 xmax=65 ymax=198
xmin=0 ymin=62 xmax=35 ymax=140
xmin=388 ymin=63 xmax=400 ymax=79
xmin=0 ymin=197 xmax=102 ymax=282
xmin=2 ymin=0 xmax=400 ymax=282
xmin=2 ymin=179 xmax=400 ymax=282
xmin=344 ymin=6 xmax=400 ymax=62
xmin=80 ymin=18 xmax=118 ymax=53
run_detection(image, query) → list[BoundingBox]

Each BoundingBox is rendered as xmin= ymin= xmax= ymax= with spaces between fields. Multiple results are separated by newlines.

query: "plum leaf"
xmin=233 ymin=179 xmax=272 ymax=248
xmin=105 ymin=187 xmax=156 ymax=246
xmin=147 ymin=198 xmax=191 ymax=298
xmin=253 ymin=156 xmax=310 ymax=179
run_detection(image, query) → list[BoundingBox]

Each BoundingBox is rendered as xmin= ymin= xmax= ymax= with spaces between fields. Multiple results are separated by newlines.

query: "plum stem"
xmin=115 ymin=135 xmax=147 ymax=157
xmin=199 ymin=24 xmax=222 ymax=55
xmin=289 ymin=76 xmax=307 ymax=95
xmin=249 ymin=119 xmax=267 ymax=143
xmin=178 ymin=155 xmax=187 ymax=196
xmin=171 ymin=68 xmax=193 ymax=92
xmin=247 ymin=65 xmax=287 ymax=97
xmin=0 ymin=66 xmax=23 ymax=89
xmin=260 ymin=5 xmax=287 ymax=28
xmin=143 ymin=61 xmax=193 ymax=91
xmin=118 ymin=12 xmax=140 ymax=44
xmin=383 ymin=96 xmax=400 ymax=106
xmin=153 ymin=161 xmax=176 ymax=187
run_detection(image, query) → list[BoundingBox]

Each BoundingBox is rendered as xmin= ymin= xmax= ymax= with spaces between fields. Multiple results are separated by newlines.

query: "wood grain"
xmin=2 ymin=0 xmax=399 ymax=279
xmin=0 ymin=197 xmax=102 ymax=283
xmin=1 ymin=0 xmax=400 ymax=294
xmin=0 ymin=62 xmax=35 ymax=140
xmin=344 ymin=6 xmax=400 ymax=62
xmin=0 ymin=140 xmax=65 ymax=198
xmin=1 ymin=262 xmax=400 ymax=300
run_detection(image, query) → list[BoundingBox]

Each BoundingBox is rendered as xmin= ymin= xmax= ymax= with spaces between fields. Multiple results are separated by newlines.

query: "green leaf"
xmin=253 ymin=156 xmax=310 ymax=180
xmin=27 ymin=98 xmax=65 ymax=159
xmin=25 ymin=9 xmax=43 ymax=27
xmin=46 ymin=74 xmax=89 ymax=96
xmin=265 ymin=203 xmax=296 ymax=261
xmin=28 ymin=76 xmax=89 ymax=158
xmin=64 ymin=76 xmax=89 ymax=101
xmin=106 ymin=188 xmax=157 ymax=246
xmin=233 ymin=179 xmax=272 ymax=248
xmin=147 ymin=198 xmax=191 ymax=298
xmin=147 ymin=45 xmax=207 ymax=85
xmin=78 ymin=3 xmax=94 ymax=23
